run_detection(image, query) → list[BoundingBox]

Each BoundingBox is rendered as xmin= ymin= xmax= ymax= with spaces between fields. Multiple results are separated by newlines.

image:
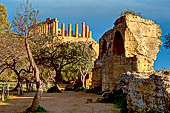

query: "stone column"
xmin=61 ymin=23 xmax=65 ymax=36
xmin=55 ymin=18 xmax=58 ymax=36
xmin=52 ymin=20 xmax=55 ymax=36
xmin=75 ymin=24 xmax=79 ymax=37
xmin=89 ymin=31 xmax=92 ymax=38
xmin=82 ymin=22 xmax=85 ymax=37
xmin=41 ymin=24 xmax=43 ymax=35
xmin=45 ymin=23 xmax=48 ymax=36
xmin=86 ymin=25 xmax=89 ymax=38
xmin=68 ymin=24 xmax=72 ymax=37
xmin=42 ymin=23 xmax=45 ymax=35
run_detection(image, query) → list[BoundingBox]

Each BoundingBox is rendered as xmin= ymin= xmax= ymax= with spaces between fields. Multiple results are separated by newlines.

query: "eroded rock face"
xmin=115 ymin=71 xmax=170 ymax=112
xmin=92 ymin=14 xmax=162 ymax=91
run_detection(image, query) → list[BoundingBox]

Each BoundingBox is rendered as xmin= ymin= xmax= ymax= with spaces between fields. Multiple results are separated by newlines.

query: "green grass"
xmin=24 ymin=105 xmax=47 ymax=113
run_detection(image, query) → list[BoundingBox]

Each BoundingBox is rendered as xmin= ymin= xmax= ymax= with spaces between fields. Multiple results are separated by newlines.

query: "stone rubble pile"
xmin=115 ymin=70 xmax=170 ymax=112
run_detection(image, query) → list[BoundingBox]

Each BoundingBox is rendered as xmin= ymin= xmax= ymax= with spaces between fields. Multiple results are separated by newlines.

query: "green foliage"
xmin=140 ymin=107 xmax=164 ymax=113
xmin=24 ymin=105 xmax=47 ymax=113
xmin=86 ymin=86 xmax=102 ymax=95
xmin=47 ymin=86 xmax=61 ymax=93
xmin=0 ymin=4 xmax=8 ymax=34
xmin=99 ymin=89 xmax=128 ymax=113
xmin=78 ymin=87 xmax=86 ymax=91
xmin=32 ymin=35 xmax=96 ymax=83
xmin=121 ymin=9 xmax=141 ymax=17
xmin=155 ymin=69 xmax=159 ymax=72
xmin=97 ymin=90 xmax=109 ymax=95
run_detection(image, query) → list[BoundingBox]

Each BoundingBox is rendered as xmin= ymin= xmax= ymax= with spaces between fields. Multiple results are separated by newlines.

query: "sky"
xmin=0 ymin=0 xmax=170 ymax=70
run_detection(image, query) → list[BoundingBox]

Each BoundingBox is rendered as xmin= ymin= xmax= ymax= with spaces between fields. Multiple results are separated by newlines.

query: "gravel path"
xmin=0 ymin=91 xmax=120 ymax=113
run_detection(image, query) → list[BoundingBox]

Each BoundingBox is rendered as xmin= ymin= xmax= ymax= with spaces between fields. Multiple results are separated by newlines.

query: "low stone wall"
xmin=115 ymin=70 xmax=170 ymax=112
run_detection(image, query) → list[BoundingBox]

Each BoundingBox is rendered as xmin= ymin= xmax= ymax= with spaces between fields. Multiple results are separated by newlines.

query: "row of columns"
xmin=40 ymin=18 xmax=92 ymax=38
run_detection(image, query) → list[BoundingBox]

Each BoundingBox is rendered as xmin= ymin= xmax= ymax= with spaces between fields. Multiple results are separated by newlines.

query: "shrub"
xmin=99 ymin=89 xmax=128 ymax=113
xmin=78 ymin=87 xmax=86 ymax=91
xmin=24 ymin=105 xmax=47 ymax=113
xmin=120 ymin=9 xmax=141 ymax=17
xmin=86 ymin=86 xmax=102 ymax=94
xmin=141 ymin=107 xmax=164 ymax=113
xmin=47 ymin=86 xmax=61 ymax=93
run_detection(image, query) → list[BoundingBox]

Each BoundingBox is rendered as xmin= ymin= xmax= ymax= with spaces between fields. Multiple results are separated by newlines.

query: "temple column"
xmin=68 ymin=24 xmax=72 ymax=37
xmin=89 ymin=31 xmax=92 ymax=38
xmin=43 ymin=24 xmax=45 ymax=35
xmin=52 ymin=21 xmax=55 ymax=36
xmin=45 ymin=23 xmax=48 ymax=36
xmin=52 ymin=18 xmax=58 ymax=36
xmin=61 ymin=23 xmax=65 ymax=36
xmin=55 ymin=18 xmax=58 ymax=36
xmin=82 ymin=22 xmax=85 ymax=37
xmin=75 ymin=24 xmax=78 ymax=37
xmin=86 ymin=25 xmax=89 ymax=38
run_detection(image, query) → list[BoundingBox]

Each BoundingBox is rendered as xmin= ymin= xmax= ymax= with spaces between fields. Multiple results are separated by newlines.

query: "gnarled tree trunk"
xmin=24 ymin=38 xmax=42 ymax=112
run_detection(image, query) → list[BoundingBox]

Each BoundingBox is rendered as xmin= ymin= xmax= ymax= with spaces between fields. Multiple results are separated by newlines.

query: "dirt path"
xmin=0 ymin=91 xmax=120 ymax=113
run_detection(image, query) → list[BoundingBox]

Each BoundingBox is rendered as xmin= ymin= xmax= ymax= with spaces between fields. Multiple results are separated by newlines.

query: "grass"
xmin=24 ymin=105 xmax=47 ymax=113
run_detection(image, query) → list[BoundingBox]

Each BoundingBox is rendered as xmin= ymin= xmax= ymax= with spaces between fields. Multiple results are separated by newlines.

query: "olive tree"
xmin=12 ymin=0 xmax=43 ymax=111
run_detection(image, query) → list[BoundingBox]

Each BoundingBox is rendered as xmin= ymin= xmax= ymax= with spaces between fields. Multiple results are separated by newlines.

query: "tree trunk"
xmin=13 ymin=75 xmax=21 ymax=91
xmin=54 ymin=69 xmax=61 ymax=90
xmin=82 ymin=76 xmax=86 ymax=88
xmin=1 ymin=85 xmax=5 ymax=102
xmin=24 ymin=38 xmax=42 ymax=112
xmin=81 ymin=75 xmax=86 ymax=88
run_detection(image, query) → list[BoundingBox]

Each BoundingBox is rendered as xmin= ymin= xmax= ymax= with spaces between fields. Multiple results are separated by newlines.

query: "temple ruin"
xmin=29 ymin=17 xmax=99 ymax=88
xmin=29 ymin=18 xmax=97 ymax=43
xmin=92 ymin=14 xmax=162 ymax=91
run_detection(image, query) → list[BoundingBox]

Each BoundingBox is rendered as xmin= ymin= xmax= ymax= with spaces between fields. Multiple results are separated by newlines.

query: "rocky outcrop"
xmin=115 ymin=70 xmax=170 ymax=112
xmin=92 ymin=14 xmax=162 ymax=91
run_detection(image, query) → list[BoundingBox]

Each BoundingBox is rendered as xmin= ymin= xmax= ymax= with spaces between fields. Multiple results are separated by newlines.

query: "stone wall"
xmin=115 ymin=71 xmax=170 ymax=112
xmin=92 ymin=14 xmax=162 ymax=91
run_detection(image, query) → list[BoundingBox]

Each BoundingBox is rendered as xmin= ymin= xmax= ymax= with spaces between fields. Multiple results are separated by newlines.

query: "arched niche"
xmin=113 ymin=31 xmax=125 ymax=55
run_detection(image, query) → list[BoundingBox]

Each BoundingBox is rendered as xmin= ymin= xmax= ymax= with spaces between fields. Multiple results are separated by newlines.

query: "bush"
xmin=47 ymin=86 xmax=62 ymax=93
xmin=141 ymin=107 xmax=164 ymax=113
xmin=99 ymin=89 xmax=128 ymax=113
xmin=120 ymin=9 xmax=141 ymax=17
xmin=86 ymin=86 xmax=102 ymax=94
xmin=77 ymin=87 xmax=86 ymax=91
xmin=24 ymin=105 xmax=47 ymax=113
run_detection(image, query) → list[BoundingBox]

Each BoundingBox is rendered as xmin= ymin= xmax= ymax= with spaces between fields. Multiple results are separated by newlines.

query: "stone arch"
xmin=113 ymin=30 xmax=125 ymax=55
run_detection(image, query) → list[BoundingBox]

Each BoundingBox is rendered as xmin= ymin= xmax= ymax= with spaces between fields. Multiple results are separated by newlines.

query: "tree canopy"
xmin=0 ymin=4 xmax=8 ymax=34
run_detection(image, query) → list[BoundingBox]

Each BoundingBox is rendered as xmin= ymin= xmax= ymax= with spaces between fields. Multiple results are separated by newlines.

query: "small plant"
xmin=24 ymin=105 xmax=47 ymax=113
xmin=86 ymin=86 xmax=102 ymax=94
xmin=141 ymin=107 xmax=164 ymax=113
xmin=120 ymin=9 xmax=141 ymax=17
xmin=99 ymin=89 xmax=128 ymax=113
xmin=47 ymin=86 xmax=61 ymax=93
xmin=78 ymin=87 xmax=86 ymax=91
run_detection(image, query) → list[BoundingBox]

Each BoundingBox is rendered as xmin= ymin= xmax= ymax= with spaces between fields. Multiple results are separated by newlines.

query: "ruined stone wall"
xmin=92 ymin=14 xmax=162 ymax=91
xmin=115 ymin=71 xmax=170 ymax=112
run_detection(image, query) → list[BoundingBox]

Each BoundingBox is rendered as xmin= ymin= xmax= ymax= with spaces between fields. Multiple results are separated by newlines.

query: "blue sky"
xmin=0 ymin=0 xmax=170 ymax=70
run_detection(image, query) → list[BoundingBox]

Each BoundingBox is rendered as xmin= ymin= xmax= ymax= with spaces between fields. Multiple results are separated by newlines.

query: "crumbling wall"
xmin=92 ymin=14 xmax=162 ymax=91
xmin=115 ymin=71 xmax=170 ymax=112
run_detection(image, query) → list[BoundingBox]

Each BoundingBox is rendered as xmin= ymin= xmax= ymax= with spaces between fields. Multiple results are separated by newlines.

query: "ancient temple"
xmin=29 ymin=17 xmax=99 ymax=88
xmin=92 ymin=14 xmax=162 ymax=91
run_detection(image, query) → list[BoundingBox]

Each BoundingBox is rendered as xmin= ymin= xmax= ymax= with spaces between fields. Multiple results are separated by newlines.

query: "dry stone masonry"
xmin=115 ymin=70 xmax=170 ymax=112
xmin=92 ymin=14 xmax=162 ymax=91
